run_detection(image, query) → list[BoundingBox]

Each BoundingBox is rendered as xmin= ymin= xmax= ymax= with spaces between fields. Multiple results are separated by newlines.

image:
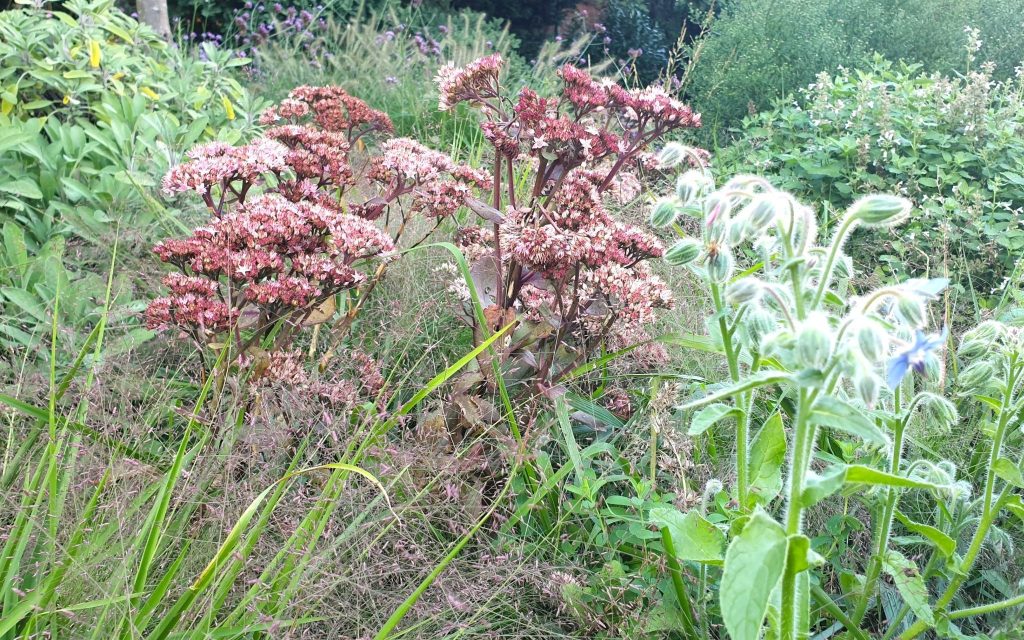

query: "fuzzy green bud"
xmin=727 ymin=214 xmax=750 ymax=246
xmin=895 ymin=295 xmax=927 ymax=328
xmin=853 ymin=368 xmax=882 ymax=408
xmin=650 ymin=196 xmax=681 ymax=228
xmin=664 ymin=237 xmax=703 ymax=266
xmin=739 ymin=305 xmax=777 ymax=353
xmin=796 ymin=313 xmax=833 ymax=369
xmin=742 ymin=192 xmax=785 ymax=235
xmin=706 ymin=247 xmax=734 ymax=283
xmin=847 ymin=194 xmax=912 ymax=227
xmin=958 ymin=321 xmax=1005 ymax=359
xmin=703 ymin=193 xmax=732 ymax=245
xmin=726 ymin=277 xmax=763 ymax=306
xmin=957 ymin=359 xmax=995 ymax=391
xmin=922 ymin=353 xmax=944 ymax=382
xmin=676 ymin=170 xmax=712 ymax=204
xmin=920 ymin=393 xmax=959 ymax=431
xmin=855 ymin=319 xmax=888 ymax=362
xmin=656 ymin=142 xmax=688 ymax=169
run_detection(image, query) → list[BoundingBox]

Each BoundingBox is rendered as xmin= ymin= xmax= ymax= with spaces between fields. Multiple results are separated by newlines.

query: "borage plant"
xmin=147 ymin=85 xmax=492 ymax=375
xmin=436 ymin=54 xmax=703 ymax=399
xmin=645 ymin=159 xmax=1023 ymax=640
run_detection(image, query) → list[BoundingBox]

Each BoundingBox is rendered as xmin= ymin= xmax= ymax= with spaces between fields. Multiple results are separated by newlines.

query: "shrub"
xmin=689 ymin=0 xmax=1024 ymax=135
xmin=715 ymin=56 xmax=1024 ymax=299
xmin=0 ymin=0 xmax=264 ymax=358
xmin=0 ymin=0 xmax=250 ymax=126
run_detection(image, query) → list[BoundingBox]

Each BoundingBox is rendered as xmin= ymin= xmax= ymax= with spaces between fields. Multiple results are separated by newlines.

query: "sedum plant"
xmin=147 ymin=85 xmax=491 ymax=373
xmin=435 ymin=54 xmax=702 ymax=395
xmin=647 ymin=153 xmax=1024 ymax=639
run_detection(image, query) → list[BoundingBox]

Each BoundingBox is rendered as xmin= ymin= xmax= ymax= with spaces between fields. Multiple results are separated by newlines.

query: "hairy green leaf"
xmin=721 ymin=510 xmax=787 ymax=640
xmin=650 ymin=506 xmax=726 ymax=564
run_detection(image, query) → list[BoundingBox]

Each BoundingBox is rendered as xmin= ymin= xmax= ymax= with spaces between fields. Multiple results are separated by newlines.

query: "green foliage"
xmin=0 ymin=0 xmax=251 ymax=124
xmin=689 ymin=0 xmax=1024 ymax=134
xmin=717 ymin=57 xmax=1024 ymax=297
xmin=250 ymin=4 xmax=524 ymax=156
xmin=645 ymin=154 xmax=1024 ymax=639
xmin=0 ymin=1 xmax=265 ymax=360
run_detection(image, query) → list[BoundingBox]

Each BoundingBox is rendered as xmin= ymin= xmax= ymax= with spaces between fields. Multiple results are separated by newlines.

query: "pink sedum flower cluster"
xmin=150 ymin=86 xmax=488 ymax=369
xmin=437 ymin=56 xmax=702 ymax=383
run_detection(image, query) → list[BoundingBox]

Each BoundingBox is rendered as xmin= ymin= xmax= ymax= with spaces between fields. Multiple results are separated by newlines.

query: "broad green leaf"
xmin=2 ymin=221 xmax=29 ymax=278
xmin=882 ymin=550 xmax=934 ymax=625
xmin=748 ymin=412 xmax=786 ymax=503
xmin=844 ymin=465 xmax=946 ymax=491
xmin=993 ymin=458 xmax=1024 ymax=488
xmin=688 ymin=402 xmax=741 ymax=436
xmin=649 ymin=506 xmax=726 ymax=564
xmin=721 ymin=510 xmax=787 ymax=640
xmin=0 ymin=178 xmax=43 ymax=199
xmin=1 ymin=286 xmax=48 ymax=322
xmin=894 ymin=510 xmax=955 ymax=558
xmin=809 ymin=396 xmax=888 ymax=446
xmin=800 ymin=465 xmax=847 ymax=508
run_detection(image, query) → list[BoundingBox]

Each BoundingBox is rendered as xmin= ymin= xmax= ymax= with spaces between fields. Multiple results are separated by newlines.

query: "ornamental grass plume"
xmin=149 ymin=85 xmax=489 ymax=374
xmin=436 ymin=54 xmax=703 ymax=392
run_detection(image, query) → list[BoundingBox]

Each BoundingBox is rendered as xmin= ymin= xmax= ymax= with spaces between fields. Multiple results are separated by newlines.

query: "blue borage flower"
xmin=887 ymin=329 xmax=946 ymax=389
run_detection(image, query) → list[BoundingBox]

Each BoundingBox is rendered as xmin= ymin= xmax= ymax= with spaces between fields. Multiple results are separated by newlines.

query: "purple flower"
xmin=887 ymin=330 xmax=946 ymax=389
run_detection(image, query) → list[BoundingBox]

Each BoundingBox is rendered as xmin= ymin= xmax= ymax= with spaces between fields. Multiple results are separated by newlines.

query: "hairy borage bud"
xmin=853 ymin=367 xmax=882 ymax=408
xmin=738 ymin=304 xmax=778 ymax=354
xmin=847 ymin=194 xmax=912 ymax=227
xmin=665 ymin=237 xmax=702 ymax=266
xmin=922 ymin=393 xmax=959 ymax=430
xmin=896 ymin=295 xmax=927 ymax=328
xmin=855 ymin=318 xmax=888 ymax=362
xmin=706 ymin=247 xmax=734 ymax=283
xmin=957 ymin=359 xmax=995 ymax=391
xmin=959 ymin=321 xmax=1005 ymax=359
xmin=676 ymin=170 xmax=712 ymax=205
xmin=703 ymin=193 xmax=732 ymax=245
xmin=796 ymin=313 xmax=833 ymax=369
xmin=726 ymin=277 xmax=763 ymax=306
xmin=656 ymin=142 xmax=689 ymax=169
xmin=650 ymin=196 xmax=681 ymax=228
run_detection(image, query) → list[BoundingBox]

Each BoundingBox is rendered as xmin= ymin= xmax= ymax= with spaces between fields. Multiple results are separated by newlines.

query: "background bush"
xmin=716 ymin=56 xmax=1024 ymax=302
xmin=689 ymin=0 xmax=1024 ymax=137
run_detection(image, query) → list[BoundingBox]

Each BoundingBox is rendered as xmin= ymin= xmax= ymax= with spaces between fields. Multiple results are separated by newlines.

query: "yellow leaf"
xmin=88 ymin=40 xmax=102 ymax=68
xmin=221 ymin=95 xmax=236 ymax=120
xmin=140 ymin=86 xmax=159 ymax=100
xmin=1 ymin=100 xmax=12 ymax=116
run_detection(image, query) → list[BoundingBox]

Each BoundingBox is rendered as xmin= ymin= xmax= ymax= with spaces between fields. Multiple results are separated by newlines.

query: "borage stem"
xmin=709 ymin=282 xmax=750 ymax=508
